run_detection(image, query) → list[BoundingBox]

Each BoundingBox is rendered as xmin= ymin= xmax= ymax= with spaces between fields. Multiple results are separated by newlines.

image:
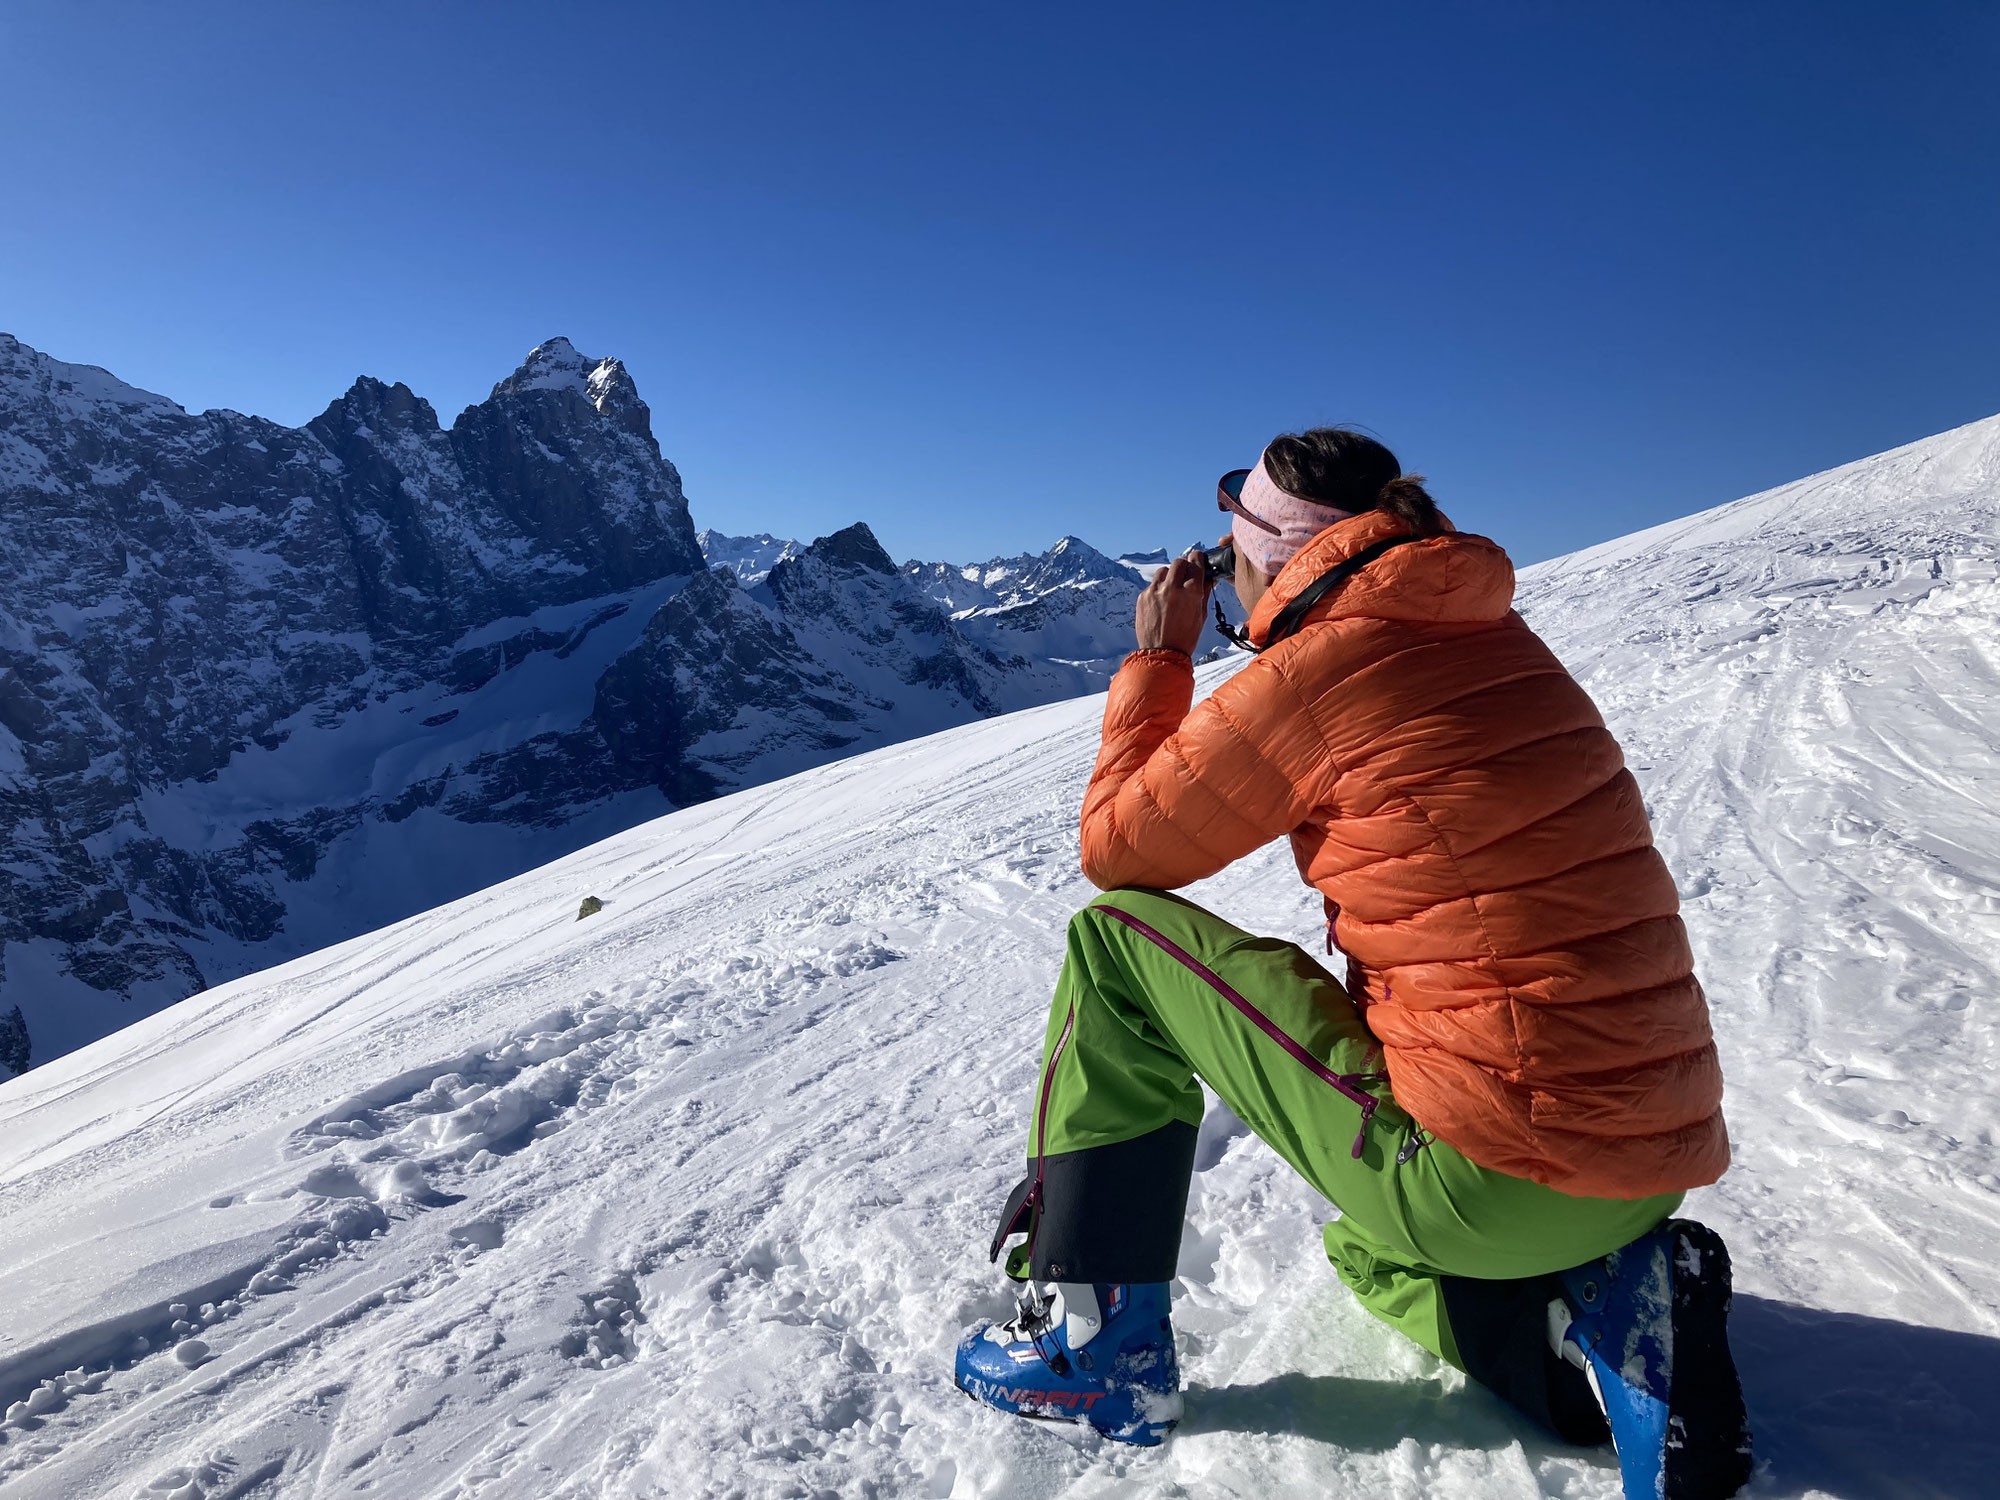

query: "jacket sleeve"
xmin=1080 ymin=645 xmax=1330 ymax=891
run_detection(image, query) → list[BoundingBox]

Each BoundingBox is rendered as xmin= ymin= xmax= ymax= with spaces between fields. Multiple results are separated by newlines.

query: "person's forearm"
xmin=1080 ymin=650 xmax=1197 ymax=885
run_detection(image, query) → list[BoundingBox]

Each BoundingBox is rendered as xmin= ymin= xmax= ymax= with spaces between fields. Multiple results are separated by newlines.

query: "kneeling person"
xmin=955 ymin=431 xmax=1750 ymax=1500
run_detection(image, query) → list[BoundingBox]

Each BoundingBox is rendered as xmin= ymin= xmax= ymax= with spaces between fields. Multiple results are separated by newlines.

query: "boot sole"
xmin=952 ymin=1377 xmax=1177 ymax=1446
xmin=1664 ymin=1220 xmax=1754 ymax=1499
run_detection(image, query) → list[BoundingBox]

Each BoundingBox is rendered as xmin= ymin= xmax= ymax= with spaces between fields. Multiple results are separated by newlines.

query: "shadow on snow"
xmin=1184 ymin=1295 xmax=2000 ymax=1499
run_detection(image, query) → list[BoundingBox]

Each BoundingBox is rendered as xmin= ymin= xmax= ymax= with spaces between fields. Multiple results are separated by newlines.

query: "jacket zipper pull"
xmin=1350 ymin=1096 xmax=1379 ymax=1159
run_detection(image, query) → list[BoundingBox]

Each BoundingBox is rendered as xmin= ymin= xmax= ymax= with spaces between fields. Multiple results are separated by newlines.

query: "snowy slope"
xmin=4 ymin=415 xmax=2000 ymax=1498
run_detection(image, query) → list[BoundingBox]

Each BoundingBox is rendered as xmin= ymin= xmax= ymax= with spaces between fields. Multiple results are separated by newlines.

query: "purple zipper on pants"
xmin=1094 ymin=903 xmax=1390 ymax=1159
xmin=1018 ymin=1001 xmax=1076 ymax=1260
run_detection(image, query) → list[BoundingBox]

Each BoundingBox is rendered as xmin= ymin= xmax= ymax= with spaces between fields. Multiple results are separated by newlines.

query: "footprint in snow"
xmin=137 ymin=1451 xmax=235 ymax=1499
xmin=285 ymin=1002 xmax=659 ymax=1169
xmin=1 ymin=1287 xmax=259 ymax=1439
xmin=559 ymin=1274 xmax=648 ymax=1369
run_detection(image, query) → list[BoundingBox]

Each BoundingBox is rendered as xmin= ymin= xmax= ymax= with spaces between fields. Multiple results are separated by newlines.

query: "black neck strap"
xmin=1259 ymin=532 xmax=1429 ymax=650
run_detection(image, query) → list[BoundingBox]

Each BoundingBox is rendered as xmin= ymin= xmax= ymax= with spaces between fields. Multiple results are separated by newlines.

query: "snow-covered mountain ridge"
xmin=902 ymin=537 xmax=1244 ymax=686
xmin=0 ymin=336 xmax=1222 ymax=1071
xmin=0 ymin=412 xmax=1997 ymax=1497
xmin=697 ymin=529 xmax=804 ymax=586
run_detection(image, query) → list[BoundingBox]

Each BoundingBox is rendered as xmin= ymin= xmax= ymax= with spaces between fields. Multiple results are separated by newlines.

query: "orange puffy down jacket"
xmin=1082 ymin=510 xmax=1729 ymax=1199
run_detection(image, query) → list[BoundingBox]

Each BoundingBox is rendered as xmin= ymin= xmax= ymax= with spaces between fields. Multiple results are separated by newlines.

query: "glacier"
xmin=0 ymin=413 xmax=1997 ymax=1496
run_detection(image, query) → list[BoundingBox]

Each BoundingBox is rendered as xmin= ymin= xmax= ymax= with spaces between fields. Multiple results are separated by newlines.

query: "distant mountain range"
xmin=0 ymin=335 xmax=1233 ymax=1070
xmin=702 ymin=529 xmax=1228 ymax=695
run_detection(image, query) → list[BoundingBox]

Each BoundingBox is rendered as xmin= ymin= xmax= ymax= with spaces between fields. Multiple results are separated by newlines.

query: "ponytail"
xmin=1373 ymin=474 xmax=1442 ymax=537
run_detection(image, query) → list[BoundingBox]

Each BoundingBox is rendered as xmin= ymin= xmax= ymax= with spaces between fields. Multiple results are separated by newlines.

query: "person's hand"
xmin=1136 ymin=551 xmax=1212 ymax=654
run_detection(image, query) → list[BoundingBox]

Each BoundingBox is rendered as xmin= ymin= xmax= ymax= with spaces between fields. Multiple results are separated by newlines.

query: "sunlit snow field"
xmin=2 ymin=416 xmax=1998 ymax=1498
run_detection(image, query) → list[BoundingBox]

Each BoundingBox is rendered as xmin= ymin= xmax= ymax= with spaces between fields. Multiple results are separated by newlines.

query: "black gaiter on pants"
xmin=1025 ymin=1121 xmax=1199 ymax=1284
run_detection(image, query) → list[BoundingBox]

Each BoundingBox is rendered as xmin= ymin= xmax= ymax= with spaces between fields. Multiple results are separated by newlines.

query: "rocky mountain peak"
xmin=798 ymin=522 xmax=898 ymax=577
xmin=1021 ymin=535 xmax=1126 ymax=590
xmin=0 ymin=333 xmax=1227 ymax=1070
xmin=489 ymin=338 xmax=652 ymax=439
xmin=491 ymin=336 xmax=593 ymax=397
xmin=316 ymin=374 xmax=442 ymax=436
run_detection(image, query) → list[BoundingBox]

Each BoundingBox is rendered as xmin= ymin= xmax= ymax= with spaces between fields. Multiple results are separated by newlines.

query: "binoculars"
xmin=1199 ymin=539 xmax=1237 ymax=584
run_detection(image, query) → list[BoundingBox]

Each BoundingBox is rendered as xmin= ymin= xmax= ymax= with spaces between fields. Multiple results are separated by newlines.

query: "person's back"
xmin=953 ymin=428 xmax=1752 ymax=1500
xmin=1082 ymin=505 xmax=1729 ymax=1198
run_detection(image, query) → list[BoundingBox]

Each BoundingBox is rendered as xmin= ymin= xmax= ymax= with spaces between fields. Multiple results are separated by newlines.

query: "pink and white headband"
xmin=1226 ymin=457 xmax=1358 ymax=576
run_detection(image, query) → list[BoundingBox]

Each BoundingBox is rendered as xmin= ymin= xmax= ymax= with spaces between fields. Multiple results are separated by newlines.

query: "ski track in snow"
xmin=4 ymin=416 xmax=2000 ymax=1497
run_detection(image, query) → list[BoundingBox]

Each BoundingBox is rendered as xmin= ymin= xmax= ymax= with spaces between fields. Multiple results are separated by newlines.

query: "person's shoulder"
xmin=1236 ymin=614 xmax=1374 ymax=688
xmin=1197 ymin=631 xmax=1342 ymax=724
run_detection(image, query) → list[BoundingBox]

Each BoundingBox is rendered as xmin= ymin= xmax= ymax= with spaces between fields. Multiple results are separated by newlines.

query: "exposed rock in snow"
xmin=1 ymin=411 xmax=1997 ymax=1497
xmin=0 ymin=1006 xmax=26 ymax=1079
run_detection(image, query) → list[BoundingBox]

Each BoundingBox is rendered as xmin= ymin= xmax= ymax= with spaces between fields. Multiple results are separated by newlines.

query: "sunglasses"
xmin=1217 ymin=468 xmax=1281 ymax=535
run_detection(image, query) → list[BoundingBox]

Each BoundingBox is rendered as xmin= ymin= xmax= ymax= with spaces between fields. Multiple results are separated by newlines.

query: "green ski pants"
xmin=1027 ymin=888 xmax=1680 ymax=1370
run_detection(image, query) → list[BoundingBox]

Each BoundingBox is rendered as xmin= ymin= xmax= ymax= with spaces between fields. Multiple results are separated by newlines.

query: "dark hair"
xmin=1262 ymin=427 xmax=1442 ymax=537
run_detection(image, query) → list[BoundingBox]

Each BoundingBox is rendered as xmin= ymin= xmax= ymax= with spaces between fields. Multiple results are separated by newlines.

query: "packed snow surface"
xmin=4 ymin=416 xmax=2000 ymax=1498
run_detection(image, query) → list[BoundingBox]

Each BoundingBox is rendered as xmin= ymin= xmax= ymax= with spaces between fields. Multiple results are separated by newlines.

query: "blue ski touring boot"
xmin=955 ymin=1280 xmax=1181 ymax=1444
xmin=1551 ymin=1219 xmax=1752 ymax=1500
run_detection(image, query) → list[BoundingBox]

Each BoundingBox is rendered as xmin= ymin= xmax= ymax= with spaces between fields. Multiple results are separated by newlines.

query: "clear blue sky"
xmin=4 ymin=2 xmax=1995 ymax=566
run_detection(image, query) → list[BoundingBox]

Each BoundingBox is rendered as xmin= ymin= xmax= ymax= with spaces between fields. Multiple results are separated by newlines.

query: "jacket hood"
xmin=1243 ymin=508 xmax=1516 ymax=647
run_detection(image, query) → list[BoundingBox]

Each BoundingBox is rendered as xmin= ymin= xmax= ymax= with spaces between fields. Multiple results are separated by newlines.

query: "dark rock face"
xmin=0 ymin=334 xmax=707 ymax=1054
xmin=0 ymin=336 xmax=1182 ymax=1066
xmin=0 ymin=1006 xmax=27 ymax=1078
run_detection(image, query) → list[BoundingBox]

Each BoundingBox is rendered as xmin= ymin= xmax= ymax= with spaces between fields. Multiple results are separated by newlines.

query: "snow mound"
xmin=3 ymin=414 xmax=2000 ymax=1496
